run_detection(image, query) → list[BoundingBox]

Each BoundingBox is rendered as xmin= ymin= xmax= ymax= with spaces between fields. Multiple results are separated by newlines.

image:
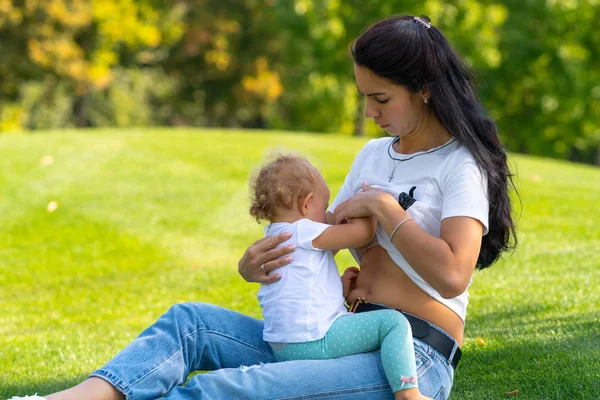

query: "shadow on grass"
xmin=455 ymin=308 xmax=600 ymax=399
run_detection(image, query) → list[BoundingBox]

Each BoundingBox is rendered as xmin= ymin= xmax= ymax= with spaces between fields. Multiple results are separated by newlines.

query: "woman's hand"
xmin=238 ymin=233 xmax=296 ymax=284
xmin=334 ymin=182 xmax=392 ymax=224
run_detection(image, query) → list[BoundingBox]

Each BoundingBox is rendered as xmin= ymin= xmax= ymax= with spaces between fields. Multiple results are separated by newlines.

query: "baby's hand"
xmin=341 ymin=267 xmax=360 ymax=299
xmin=346 ymin=288 xmax=371 ymax=308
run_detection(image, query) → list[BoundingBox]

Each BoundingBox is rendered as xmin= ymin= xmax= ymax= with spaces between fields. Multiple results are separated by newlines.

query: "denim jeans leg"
xmin=90 ymin=302 xmax=277 ymax=400
xmin=91 ymin=302 xmax=454 ymax=400
xmin=166 ymin=351 xmax=393 ymax=400
xmin=163 ymin=345 xmax=453 ymax=400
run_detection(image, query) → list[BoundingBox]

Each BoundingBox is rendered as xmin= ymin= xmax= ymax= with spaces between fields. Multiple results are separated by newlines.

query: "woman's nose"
xmin=364 ymin=100 xmax=380 ymax=118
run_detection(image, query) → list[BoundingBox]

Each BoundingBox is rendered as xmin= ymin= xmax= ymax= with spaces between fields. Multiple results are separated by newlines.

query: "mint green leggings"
xmin=270 ymin=309 xmax=417 ymax=393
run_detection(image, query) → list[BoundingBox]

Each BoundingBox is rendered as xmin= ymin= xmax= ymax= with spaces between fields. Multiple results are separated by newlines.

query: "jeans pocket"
xmin=414 ymin=343 xmax=433 ymax=375
xmin=414 ymin=340 xmax=452 ymax=399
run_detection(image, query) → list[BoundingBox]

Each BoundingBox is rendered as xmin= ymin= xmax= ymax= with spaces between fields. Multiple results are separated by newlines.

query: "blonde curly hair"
xmin=249 ymin=153 xmax=319 ymax=223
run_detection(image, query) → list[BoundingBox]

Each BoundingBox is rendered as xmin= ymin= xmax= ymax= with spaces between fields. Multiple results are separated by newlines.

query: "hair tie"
xmin=413 ymin=14 xmax=432 ymax=29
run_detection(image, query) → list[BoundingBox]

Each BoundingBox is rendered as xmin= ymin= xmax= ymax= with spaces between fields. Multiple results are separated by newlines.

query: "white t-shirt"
xmin=329 ymin=137 xmax=489 ymax=322
xmin=257 ymin=219 xmax=349 ymax=343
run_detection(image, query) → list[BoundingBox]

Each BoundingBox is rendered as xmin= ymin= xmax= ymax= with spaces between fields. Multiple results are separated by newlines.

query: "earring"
xmin=423 ymin=97 xmax=428 ymax=104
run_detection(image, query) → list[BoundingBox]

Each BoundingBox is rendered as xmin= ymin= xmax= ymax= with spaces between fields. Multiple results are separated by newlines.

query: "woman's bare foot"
xmin=45 ymin=377 xmax=124 ymax=400
xmin=395 ymin=388 xmax=433 ymax=400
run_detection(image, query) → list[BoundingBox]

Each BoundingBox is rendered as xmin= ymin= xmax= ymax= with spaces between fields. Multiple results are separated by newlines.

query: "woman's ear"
xmin=421 ymin=84 xmax=431 ymax=104
xmin=298 ymin=193 xmax=314 ymax=216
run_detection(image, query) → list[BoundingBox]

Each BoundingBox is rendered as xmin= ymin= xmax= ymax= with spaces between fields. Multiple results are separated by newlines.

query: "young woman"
xmin=11 ymin=14 xmax=516 ymax=400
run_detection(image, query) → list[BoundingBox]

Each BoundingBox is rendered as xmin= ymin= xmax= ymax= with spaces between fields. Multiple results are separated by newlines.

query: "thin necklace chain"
xmin=387 ymin=136 xmax=456 ymax=182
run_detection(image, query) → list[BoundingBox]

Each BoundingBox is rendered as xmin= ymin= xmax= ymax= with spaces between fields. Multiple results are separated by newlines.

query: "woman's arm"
xmin=335 ymin=183 xmax=482 ymax=299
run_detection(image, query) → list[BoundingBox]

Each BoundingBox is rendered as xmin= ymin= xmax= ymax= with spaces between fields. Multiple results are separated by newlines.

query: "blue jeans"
xmin=91 ymin=303 xmax=454 ymax=400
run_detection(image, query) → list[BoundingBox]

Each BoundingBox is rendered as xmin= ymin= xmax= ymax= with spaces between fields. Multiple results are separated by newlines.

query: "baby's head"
xmin=249 ymin=153 xmax=330 ymax=224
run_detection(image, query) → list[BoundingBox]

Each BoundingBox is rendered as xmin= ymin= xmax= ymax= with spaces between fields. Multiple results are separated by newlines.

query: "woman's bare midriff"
xmin=347 ymin=245 xmax=465 ymax=346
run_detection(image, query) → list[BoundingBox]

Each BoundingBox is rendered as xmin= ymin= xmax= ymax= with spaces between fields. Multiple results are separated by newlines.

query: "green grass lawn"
xmin=1 ymin=128 xmax=599 ymax=399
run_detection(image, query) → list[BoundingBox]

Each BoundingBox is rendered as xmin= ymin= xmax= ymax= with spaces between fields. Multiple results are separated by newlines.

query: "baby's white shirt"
xmin=257 ymin=219 xmax=348 ymax=343
xmin=329 ymin=137 xmax=489 ymax=322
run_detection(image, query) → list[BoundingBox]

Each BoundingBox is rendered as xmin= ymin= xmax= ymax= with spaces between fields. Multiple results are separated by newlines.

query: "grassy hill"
xmin=1 ymin=128 xmax=598 ymax=399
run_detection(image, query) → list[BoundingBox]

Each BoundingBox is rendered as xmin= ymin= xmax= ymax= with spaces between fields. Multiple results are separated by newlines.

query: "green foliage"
xmin=0 ymin=129 xmax=598 ymax=399
xmin=0 ymin=0 xmax=183 ymax=124
xmin=87 ymin=68 xmax=178 ymax=127
xmin=19 ymin=79 xmax=75 ymax=130
xmin=481 ymin=0 xmax=600 ymax=162
xmin=0 ymin=1 xmax=599 ymax=164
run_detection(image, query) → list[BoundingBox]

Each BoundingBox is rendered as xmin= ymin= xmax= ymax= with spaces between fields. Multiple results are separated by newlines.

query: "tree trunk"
xmin=73 ymin=94 xmax=91 ymax=128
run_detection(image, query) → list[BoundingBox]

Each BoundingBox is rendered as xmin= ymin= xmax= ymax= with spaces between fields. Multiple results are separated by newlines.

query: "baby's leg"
xmin=346 ymin=311 xmax=430 ymax=400
xmin=272 ymin=311 xmax=429 ymax=399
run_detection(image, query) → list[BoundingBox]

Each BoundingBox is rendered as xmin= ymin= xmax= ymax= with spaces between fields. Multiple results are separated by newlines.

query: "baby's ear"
xmin=298 ymin=192 xmax=314 ymax=216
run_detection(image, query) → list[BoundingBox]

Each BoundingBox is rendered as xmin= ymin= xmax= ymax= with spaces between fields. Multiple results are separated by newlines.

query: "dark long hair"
xmin=352 ymin=15 xmax=517 ymax=269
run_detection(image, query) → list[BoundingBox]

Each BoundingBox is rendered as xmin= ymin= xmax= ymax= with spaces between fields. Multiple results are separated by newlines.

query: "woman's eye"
xmin=376 ymin=98 xmax=389 ymax=104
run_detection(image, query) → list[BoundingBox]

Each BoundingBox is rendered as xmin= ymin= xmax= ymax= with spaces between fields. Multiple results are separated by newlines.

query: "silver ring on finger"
xmin=261 ymin=264 xmax=267 ymax=274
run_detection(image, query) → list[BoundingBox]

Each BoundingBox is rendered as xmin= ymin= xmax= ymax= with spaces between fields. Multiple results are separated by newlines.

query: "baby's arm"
xmin=316 ymin=214 xmax=376 ymax=303
xmin=312 ymin=216 xmax=376 ymax=251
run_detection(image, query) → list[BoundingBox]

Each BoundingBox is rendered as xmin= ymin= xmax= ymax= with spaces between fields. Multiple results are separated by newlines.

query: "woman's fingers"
xmin=335 ymin=188 xmax=384 ymax=222
xmin=334 ymin=202 xmax=348 ymax=224
xmin=238 ymin=232 xmax=294 ymax=283
xmin=260 ymin=243 xmax=295 ymax=268
xmin=258 ymin=232 xmax=292 ymax=251
xmin=249 ymin=233 xmax=295 ymax=284
xmin=256 ymin=252 xmax=293 ymax=285
xmin=261 ymin=250 xmax=294 ymax=273
xmin=259 ymin=272 xmax=283 ymax=285
xmin=247 ymin=233 xmax=293 ymax=266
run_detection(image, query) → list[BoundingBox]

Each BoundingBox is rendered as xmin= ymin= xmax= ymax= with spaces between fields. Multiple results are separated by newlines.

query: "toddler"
xmin=249 ymin=153 xmax=431 ymax=400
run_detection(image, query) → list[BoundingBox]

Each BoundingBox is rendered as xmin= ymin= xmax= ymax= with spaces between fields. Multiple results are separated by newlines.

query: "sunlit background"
xmin=1 ymin=0 xmax=599 ymax=165
xmin=2 ymin=2 xmax=600 ymax=398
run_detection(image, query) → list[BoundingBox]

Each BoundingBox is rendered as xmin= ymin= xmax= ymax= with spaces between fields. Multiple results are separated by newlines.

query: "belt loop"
xmin=448 ymin=340 xmax=458 ymax=365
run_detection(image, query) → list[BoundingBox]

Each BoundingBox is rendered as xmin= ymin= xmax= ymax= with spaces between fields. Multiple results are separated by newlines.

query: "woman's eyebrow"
xmin=356 ymin=86 xmax=386 ymax=97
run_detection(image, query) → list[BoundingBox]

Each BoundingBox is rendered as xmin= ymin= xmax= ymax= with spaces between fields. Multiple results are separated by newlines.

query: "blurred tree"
xmin=162 ymin=0 xmax=287 ymax=128
xmin=0 ymin=0 xmax=185 ymax=129
xmin=0 ymin=0 xmax=598 ymax=164
xmin=482 ymin=0 xmax=600 ymax=164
